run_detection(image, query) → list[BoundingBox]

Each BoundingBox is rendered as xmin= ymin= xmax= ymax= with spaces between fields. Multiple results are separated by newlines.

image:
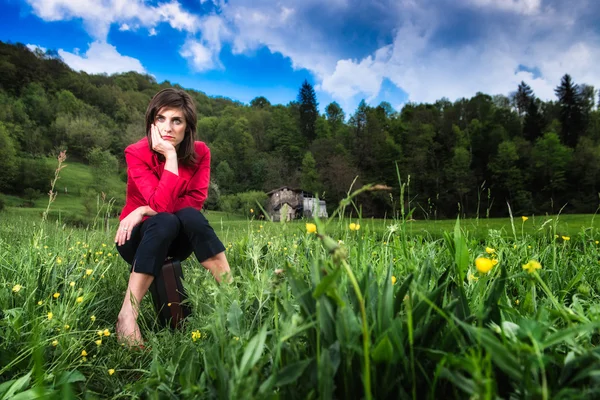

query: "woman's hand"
xmin=115 ymin=208 xmax=144 ymax=246
xmin=150 ymin=124 xmax=177 ymax=158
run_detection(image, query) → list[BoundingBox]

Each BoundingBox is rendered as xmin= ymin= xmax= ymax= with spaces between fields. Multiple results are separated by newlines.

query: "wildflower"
xmin=522 ymin=216 xmax=529 ymax=222
xmin=250 ymin=208 xmax=254 ymax=213
xmin=192 ymin=330 xmax=202 ymax=342
xmin=562 ymin=236 xmax=570 ymax=241
xmin=260 ymin=225 xmax=263 ymax=229
xmin=76 ymin=296 xmax=83 ymax=303
xmin=81 ymin=350 xmax=87 ymax=357
xmin=306 ymin=223 xmax=317 ymax=234
xmin=103 ymin=329 xmax=110 ymax=337
xmin=475 ymin=257 xmax=494 ymax=274
xmin=70 ymin=281 xmax=75 ymax=287
xmin=85 ymin=269 xmax=93 ymax=276
xmin=52 ymin=340 xmax=58 ymax=347
xmin=513 ymin=244 xmax=517 ymax=249
xmin=108 ymin=369 xmax=115 ymax=376
xmin=76 ymin=242 xmax=81 ymax=245
xmin=391 ymin=276 xmax=397 ymax=285
xmin=53 ymin=292 xmax=60 ymax=299
xmin=47 ymin=312 xmax=53 ymax=320
xmin=596 ymin=241 xmax=599 ymax=245
xmin=97 ymin=330 xmax=104 ymax=336
xmin=95 ymin=340 xmax=102 ymax=346
xmin=233 ymin=336 xmax=240 ymax=341
xmin=485 ymin=247 xmax=495 ymax=254
xmin=38 ymin=300 xmax=43 ymax=306
xmin=64 ymin=324 xmax=70 ymax=330
xmin=349 ymin=223 xmax=361 ymax=231
xmin=468 ymin=273 xmax=479 ymax=282
xmin=491 ymin=259 xmax=498 ymax=266
xmin=107 ymin=253 xmax=112 ymax=257
xmin=102 ymin=243 xmax=107 ymax=247
xmin=283 ymin=247 xmax=287 ymax=251
xmin=56 ymin=257 xmax=62 ymax=264
xmin=91 ymin=315 xmax=96 ymax=322
xmin=44 ymin=245 xmax=48 ymax=249
xmin=515 ymin=299 xmax=520 ymax=305
xmin=523 ymin=260 xmax=542 ymax=274
xmin=12 ymin=284 xmax=22 ymax=293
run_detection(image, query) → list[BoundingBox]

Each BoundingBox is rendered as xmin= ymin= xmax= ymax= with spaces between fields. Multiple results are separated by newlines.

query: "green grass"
xmin=2 ymin=203 xmax=600 ymax=398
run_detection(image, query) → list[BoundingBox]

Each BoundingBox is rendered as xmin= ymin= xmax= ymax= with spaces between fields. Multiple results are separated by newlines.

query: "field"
xmin=3 ymin=192 xmax=600 ymax=399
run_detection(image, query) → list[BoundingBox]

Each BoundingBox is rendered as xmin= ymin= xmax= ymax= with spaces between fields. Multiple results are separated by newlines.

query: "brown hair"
xmin=145 ymin=88 xmax=198 ymax=166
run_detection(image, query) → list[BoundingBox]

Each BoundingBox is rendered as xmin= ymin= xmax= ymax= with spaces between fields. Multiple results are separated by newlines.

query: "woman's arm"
xmin=174 ymin=143 xmax=210 ymax=211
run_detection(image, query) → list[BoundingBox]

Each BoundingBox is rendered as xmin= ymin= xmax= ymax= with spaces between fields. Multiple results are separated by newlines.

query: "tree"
xmin=214 ymin=161 xmax=235 ymax=194
xmin=0 ymin=123 xmax=18 ymax=192
xmin=300 ymin=151 xmax=322 ymax=195
xmin=513 ymin=81 xmax=534 ymax=116
xmin=555 ymin=74 xmax=585 ymax=147
xmin=523 ymin=99 xmax=544 ymax=142
xmin=250 ymin=96 xmax=271 ymax=109
xmin=87 ymin=147 xmax=118 ymax=193
xmin=297 ymin=80 xmax=318 ymax=142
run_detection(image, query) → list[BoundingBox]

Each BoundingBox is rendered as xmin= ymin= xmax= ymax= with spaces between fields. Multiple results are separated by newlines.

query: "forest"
xmin=1 ymin=40 xmax=599 ymax=218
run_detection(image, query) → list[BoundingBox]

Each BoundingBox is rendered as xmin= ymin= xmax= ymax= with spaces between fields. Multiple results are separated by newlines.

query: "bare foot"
xmin=116 ymin=312 xmax=143 ymax=346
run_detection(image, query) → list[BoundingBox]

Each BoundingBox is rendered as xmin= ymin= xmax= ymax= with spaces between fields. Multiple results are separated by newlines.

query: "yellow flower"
xmin=468 ymin=273 xmax=479 ymax=282
xmin=47 ymin=312 xmax=53 ymax=320
xmin=53 ymin=292 xmax=60 ymax=299
xmin=192 ymin=330 xmax=202 ymax=342
xmin=306 ymin=223 xmax=317 ymax=234
xmin=81 ymin=350 xmax=87 ymax=357
xmin=596 ymin=241 xmax=599 ymax=245
xmin=475 ymin=257 xmax=494 ymax=274
xmin=76 ymin=296 xmax=83 ymax=303
xmin=491 ymin=259 xmax=498 ymax=266
xmin=12 ymin=284 xmax=22 ymax=293
xmin=259 ymin=225 xmax=263 ymax=229
xmin=562 ymin=236 xmax=570 ymax=241
xmin=391 ymin=276 xmax=397 ymax=285
xmin=38 ymin=300 xmax=43 ymax=306
xmin=56 ymin=258 xmax=62 ymax=264
xmin=91 ymin=315 xmax=96 ymax=322
xmin=64 ymin=324 xmax=70 ymax=330
xmin=349 ymin=223 xmax=361 ymax=231
xmin=523 ymin=260 xmax=542 ymax=274
xmin=513 ymin=244 xmax=517 ymax=249
xmin=103 ymin=329 xmax=110 ymax=337
xmin=82 ymin=357 xmax=87 ymax=362
xmin=485 ymin=247 xmax=495 ymax=254
xmin=522 ymin=216 xmax=529 ymax=222
xmin=97 ymin=330 xmax=104 ymax=336
xmin=102 ymin=243 xmax=107 ymax=247
xmin=70 ymin=281 xmax=75 ymax=287
xmin=95 ymin=340 xmax=102 ymax=346
xmin=44 ymin=245 xmax=48 ymax=249
xmin=108 ymin=369 xmax=115 ymax=376
xmin=250 ymin=208 xmax=254 ymax=213
xmin=85 ymin=269 xmax=93 ymax=276
xmin=52 ymin=340 xmax=58 ymax=347
xmin=107 ymin=253 xmax=112 ymax=257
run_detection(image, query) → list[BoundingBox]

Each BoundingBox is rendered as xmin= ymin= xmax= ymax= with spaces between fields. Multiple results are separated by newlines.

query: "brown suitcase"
xmin=149 ymin=259 xmax=191 ymax=329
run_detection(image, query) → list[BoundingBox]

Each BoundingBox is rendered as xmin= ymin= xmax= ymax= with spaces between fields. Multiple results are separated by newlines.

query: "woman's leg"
xmin=116 ymin=213 xmax=181 ymax=345
xmin=173 ymin=208 xmax=231 ymax=283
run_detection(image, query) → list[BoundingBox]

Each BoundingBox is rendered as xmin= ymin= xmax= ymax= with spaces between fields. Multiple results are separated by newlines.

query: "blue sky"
xmin=1 ymin=0 xmax=599 ymax=115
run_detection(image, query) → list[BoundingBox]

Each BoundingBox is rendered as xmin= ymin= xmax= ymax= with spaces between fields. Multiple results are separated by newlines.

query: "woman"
xmin=114 ymin=88 xmax=231 ymax=346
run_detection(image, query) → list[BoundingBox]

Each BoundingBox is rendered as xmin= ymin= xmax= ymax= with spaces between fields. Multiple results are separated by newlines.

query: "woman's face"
xmin=154 ymin=107 xmax=187 ymax=149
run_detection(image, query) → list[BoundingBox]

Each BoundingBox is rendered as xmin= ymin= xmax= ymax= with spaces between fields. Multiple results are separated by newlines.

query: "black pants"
xmin=116 ymin=208 xmax=226 ymax=276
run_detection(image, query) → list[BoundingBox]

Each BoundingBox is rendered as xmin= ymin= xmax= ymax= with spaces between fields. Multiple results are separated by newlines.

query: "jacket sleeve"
xmin=125 ymin=147 xmax=187 ymax=213
xmin=174 ymin=144 xmax=211 ymax=211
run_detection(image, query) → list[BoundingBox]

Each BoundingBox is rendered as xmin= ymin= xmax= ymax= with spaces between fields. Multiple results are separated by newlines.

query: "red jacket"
xmin=119 ymin=137 xmax=211 ymax=221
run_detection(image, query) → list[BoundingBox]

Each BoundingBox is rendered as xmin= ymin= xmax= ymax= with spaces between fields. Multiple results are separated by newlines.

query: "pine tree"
xmin=555 ymin=74 xmax=585 ymax=147
xmin=514 ymin=81 xmax=533 ymax=116
xmin=297 ymin=80 xmax=318 ymax=142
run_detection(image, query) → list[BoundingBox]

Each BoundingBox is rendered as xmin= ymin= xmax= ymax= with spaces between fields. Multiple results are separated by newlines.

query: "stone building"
xmin=265 ymin=186 xmax=328 ymax=222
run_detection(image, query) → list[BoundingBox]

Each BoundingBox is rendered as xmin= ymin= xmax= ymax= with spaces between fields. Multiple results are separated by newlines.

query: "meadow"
xmin=3 ymin=183 xmax=600 ymax=399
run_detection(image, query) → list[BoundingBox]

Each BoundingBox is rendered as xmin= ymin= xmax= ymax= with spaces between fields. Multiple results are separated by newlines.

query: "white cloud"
xmin=464 ymin=0 xmax=542 ymax=15
xmin=119 ymin=23 xmax=130 ymax=31
xmin=26 ymin=44 xmax=47 ymax=53
xmin=58 ymin=41 xmax=146 ymax=74
xmin=149 ymin=28 xmax=157 ymax=36
xmin=180 ymin=39 xmax=218 ymax=71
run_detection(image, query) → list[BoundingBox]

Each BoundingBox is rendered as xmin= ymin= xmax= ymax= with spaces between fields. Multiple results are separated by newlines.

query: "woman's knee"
xmin=175 ymin=207 xmax=207 ymax=227
xmin=143 ymin=212 xmax=180 ymax=239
